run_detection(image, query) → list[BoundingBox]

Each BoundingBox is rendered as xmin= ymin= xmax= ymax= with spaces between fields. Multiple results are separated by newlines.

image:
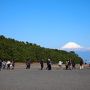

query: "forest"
xmin=0 ymin=35 xmax=82 ymax=63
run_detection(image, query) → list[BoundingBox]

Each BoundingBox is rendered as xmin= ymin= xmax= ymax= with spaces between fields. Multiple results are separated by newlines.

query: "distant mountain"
xmin=61 ymin=42 xmax=83 ymax=49
xmin=61 ymin=42 xmax=90 ymax=64
xmin=75 ymin=50 xmax=90 ymax=64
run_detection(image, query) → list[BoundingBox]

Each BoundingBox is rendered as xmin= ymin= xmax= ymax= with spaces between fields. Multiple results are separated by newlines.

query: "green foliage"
xmin=0 ymin=35 xmax=82 ymax=63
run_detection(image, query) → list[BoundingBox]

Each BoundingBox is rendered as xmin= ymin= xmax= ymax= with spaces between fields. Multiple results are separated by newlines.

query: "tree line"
xmin=0 ymin=35 xmax=82 ymax=63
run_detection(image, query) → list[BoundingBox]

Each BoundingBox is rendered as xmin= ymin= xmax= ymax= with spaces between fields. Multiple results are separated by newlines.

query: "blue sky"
xmin=0 ymin=0 xmax=90 ymax=49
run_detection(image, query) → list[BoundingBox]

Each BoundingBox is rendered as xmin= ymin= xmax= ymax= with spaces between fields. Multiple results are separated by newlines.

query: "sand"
xmin=0 ymin=63 xmax=90 ymax=90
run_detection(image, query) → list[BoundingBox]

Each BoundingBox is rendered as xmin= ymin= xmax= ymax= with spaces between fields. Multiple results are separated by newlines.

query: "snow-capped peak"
xmin=61 ymin=42 xmax=83 ymax=49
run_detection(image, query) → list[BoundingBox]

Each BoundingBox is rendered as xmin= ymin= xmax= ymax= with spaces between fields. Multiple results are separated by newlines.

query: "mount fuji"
xmin=60 ymin=42 xmax=90 ymax=64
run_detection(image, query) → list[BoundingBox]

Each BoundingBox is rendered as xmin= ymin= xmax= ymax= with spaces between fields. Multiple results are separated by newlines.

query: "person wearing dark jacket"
xmin=40 ymin=59 xmax=44 ymax=70
xmin=47 ymin=59 xmax=52 ymax=70
xmin=26 ymin=59 xmax=31 ymax=69
xmin=0 ymin=59 xmax=2 ymax=71
xmin=72 ymin=60 xmax=76 ymax=69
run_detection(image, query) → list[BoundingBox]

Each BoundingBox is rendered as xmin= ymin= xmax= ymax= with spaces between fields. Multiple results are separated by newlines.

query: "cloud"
xmin=60 ymin=42 xmax=90 ymax=52
xmin=61 ymin=42 xmax=83 ymax=49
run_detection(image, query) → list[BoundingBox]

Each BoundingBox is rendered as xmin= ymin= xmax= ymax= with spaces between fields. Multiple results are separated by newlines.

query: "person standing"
xmin=72 ymin=60 xmax=76 ymax=69
xmin=47 ymin=59 xmax=52 ymax=70
xmin=68 ymin=60 xmax=72 ymax=70
xmin=26 ymin=59 xmax=31 ymax=69
xmin=11 ymin=60 xmax=15 ymax=70
xmin=40 ymin=59 xmax=44 ymax=70
xmin=80 ymin=59 xmax=84 ymax=70
xmin=2 ymin=60 xmax=6 ymax=69
xmin=0 ymin=59 xmax=2 ymax=71
xmin=58 ymin=61 xmax=63 ymax=68
xmin=65 ymin=60 xmax=68 ymax=70
xmin=6 ymin=60 xmax=11 ymax=70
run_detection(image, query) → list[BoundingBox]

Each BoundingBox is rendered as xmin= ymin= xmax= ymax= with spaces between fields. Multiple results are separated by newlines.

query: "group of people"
xmin=0 ymin=59 xmax=15 ymax=71
xmin=65 ymin=60 xmax=76 ymax=70
xmin=65 ymin=59 xmax=84 ymax=70
xmin=26 ymin=58 xmax=52 ymax=70
xmin=0 ymin=58 xmax=85 ymax=71
xmin=25 ymin=58 xmax=84 ymax=70
xmin=40 ymin=59 xmax=52 ymax=70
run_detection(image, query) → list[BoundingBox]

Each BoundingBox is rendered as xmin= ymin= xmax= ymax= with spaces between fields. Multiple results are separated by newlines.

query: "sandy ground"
xmin=0 ymin=63 xmax=90 ymax=90
xmin=15 ymin=63 xmax=90 ymax=70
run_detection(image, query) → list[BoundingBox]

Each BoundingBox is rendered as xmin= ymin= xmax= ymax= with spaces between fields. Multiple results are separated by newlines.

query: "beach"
xmin=0 ymin=63 xmax=90 ymax=90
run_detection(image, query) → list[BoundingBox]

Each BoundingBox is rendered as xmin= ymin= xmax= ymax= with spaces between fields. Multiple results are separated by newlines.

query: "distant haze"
xmin=61 ymin=42 xmax=90 ymax=63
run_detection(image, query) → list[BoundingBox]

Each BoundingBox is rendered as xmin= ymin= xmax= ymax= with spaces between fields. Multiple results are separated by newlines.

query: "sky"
xmin=0 ymin=0 xmax=90 ymax=49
